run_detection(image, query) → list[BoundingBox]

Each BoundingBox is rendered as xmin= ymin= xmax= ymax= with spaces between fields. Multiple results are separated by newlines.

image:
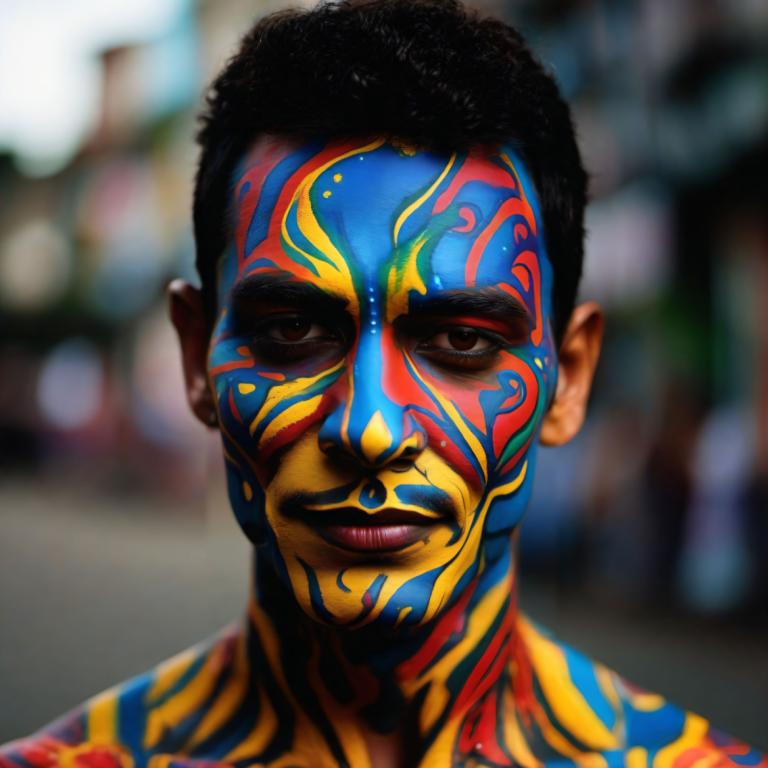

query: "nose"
xmin=318 ymin=333 xmax=427 ymax=469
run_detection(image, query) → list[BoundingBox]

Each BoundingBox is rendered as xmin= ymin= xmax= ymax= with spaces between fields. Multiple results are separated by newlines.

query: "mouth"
xmin=285 ymin=505 xmax=444 ymax=553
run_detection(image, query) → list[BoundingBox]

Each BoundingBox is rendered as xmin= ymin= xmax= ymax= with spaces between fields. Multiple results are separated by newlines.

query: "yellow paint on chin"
xmin=265 ymin=433 xmax=482 ymax=627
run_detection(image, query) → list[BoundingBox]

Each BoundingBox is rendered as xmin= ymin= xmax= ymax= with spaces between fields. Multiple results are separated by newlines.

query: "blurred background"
xmin=0 ymin=0 xmax=766 ymax=748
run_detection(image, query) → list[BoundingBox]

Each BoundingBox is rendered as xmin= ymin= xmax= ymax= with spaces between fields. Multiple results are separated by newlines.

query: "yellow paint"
xmin=359 ymin=410 xmax=393 ymax=464
xmin=654 ymin=714 xmax=709 ymax=768
xmin=281 ymin=139 xmax=385 ymax=316
xmin=187 ymin=637 xmax=248 ymax=747
xmin=238 ymin=382 xmax=256 ymax=395
xmin=243 ymin=481 xmax=253 ymax=501
xmin=148 ymin=757 xmax=174 ymax=768
xmin=386 ymin=232 xmax=429 ymax=322
xmin=86 ymin=689 xmax=118 ymax=742
xmin=147 ymin=647 xmax=197 ymax=703
xmin=502 ymin=687 xmax=542 ymax=768
xmin=630 ymin=692 xmax=666 ymax=711
xmin=403 ymin=350 xmax=488 ymax=481
xmin=519 ymin=618 xmax=619 ymax=751
xmin=627 ymin=747 xmax=647 ymax=768
xmin=249 ymin=360 xmax=344 ymax=437
xmin=144 ymin=648 xmax=222 ymax=749
xmin=333 ymin=173 xmax=342 ymax=183
xmin=222 ymin=684 xmax=277 ymax=762
xmin=534 ymin=358 xmax=543 ymax=370
xmin=248 ymin=600 xmax=340 ymax=765
xmin=393 ymin=155 xmax=456 ymax=245
xmin=595 ymin=665 xmax=621 ymax=713
xmin=306 ymin=646 xmax=372 ymax=768
xmin=258 ymin=394 xmax=324 ymax=447
xmin=267 ymin=436 xmax=482 ymax=629
xmin=322 ymin=190 xmax=332 ymax=198
xmin=416 ymin=578 xmax=510 ymax=732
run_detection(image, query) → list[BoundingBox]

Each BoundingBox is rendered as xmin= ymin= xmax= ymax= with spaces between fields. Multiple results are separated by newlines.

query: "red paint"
xmin=452 ymin=206 xmax=477 ymax=233
xmin=433 ymin=156 xmax=516 ymax=215
xmin=511 ymin=250 xmax=543 ymax=346
xmin=397 ymin=576 xmax=476 ymax=680
xmin=228 ymin=388 xmax=244 ymax=426
xmin=209 ymin=359 xmax=255 ymax=375
xmin=465 ymin=198 xmax=535 ymax=286
xmin=513 ymin=223 xmax=528 ymax=243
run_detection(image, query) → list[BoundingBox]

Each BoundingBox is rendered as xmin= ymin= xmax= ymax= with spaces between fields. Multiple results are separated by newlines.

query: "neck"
xmin=244 ymin=543 xmax=523 ymax=766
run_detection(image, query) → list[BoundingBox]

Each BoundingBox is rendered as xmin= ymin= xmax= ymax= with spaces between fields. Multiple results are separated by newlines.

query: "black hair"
xmin=194 ymin=0 xmax=587 ymax=341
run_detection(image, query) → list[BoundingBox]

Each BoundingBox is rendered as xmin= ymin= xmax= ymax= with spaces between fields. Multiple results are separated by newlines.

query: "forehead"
xmin=225 ymin=136 xmax=549 ymax=296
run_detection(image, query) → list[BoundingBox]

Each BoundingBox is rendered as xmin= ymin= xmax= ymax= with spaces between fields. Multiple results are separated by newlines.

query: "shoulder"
xmin=515 ymin=615 xmax=767 ymax=766
xmin=0 ymin=734 xmax=133 ymax=768
xmin=0 ymin=625 xmax=243 ymax=768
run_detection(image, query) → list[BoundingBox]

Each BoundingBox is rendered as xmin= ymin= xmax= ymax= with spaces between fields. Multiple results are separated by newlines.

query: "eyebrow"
xmin=230 ymin=273 xmax=349 ymax=315
xmin=409 ymin=289 xmax=531 ymax=323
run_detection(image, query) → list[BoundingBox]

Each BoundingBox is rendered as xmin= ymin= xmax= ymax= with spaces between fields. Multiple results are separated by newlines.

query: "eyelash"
xmin=415 ymin=326 xmax=505 ymax=371
xmin=240 ymin=313 xmax=514 ymax=372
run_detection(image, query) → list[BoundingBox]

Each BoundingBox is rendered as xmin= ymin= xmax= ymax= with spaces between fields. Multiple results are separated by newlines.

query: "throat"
xmin=245 ymin=547 xmax=520 ymax=764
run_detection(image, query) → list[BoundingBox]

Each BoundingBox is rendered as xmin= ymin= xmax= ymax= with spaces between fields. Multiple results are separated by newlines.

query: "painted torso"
xmin=1 ymin=614 xmax=763 ymax=768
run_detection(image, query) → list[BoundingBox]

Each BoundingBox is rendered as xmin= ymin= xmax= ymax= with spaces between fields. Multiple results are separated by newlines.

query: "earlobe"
xmin=168 ymin=279 xmax=218 ymax=429
xmin=540 ymin=302 xmax=603 ymax=447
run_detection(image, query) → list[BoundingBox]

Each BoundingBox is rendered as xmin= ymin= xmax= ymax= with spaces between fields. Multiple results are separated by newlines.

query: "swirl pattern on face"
xmin=209 ymin=137 xmax=557 ymax=629
xmin=2 ymin=137 xmax=765 ymax=768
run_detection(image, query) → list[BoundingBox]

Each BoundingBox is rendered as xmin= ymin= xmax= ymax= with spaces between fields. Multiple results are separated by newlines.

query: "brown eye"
xmin=275 ymin=317 xmax=312 ymax=341
xmin=447 ymin=329 xmax=480 ymax=351
xmin=429 ymin=328 xmax=493 ymax=353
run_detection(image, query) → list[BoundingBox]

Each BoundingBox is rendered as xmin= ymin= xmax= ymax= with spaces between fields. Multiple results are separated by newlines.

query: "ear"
xmin=168 ymin=279 xmax=217 ymax=429
xmin=540 ymin=301 xmax=603 ymax=446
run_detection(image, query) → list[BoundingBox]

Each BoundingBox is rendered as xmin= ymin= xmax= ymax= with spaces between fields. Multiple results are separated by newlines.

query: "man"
xmin=1 ymin=1 xmax=764 ymax=766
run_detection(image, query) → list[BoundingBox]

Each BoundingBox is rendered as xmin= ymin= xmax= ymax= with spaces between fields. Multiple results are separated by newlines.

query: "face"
xmin=207 ymin=136 xmax=557 ymax=628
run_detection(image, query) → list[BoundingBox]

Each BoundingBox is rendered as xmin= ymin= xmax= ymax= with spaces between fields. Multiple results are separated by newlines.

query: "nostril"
xmin=388 ymin=458 xmax=414 ymax=472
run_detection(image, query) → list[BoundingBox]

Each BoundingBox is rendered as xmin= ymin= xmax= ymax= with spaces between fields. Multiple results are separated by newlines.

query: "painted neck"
xmin=244 ymin=544 xmax=519 ymax=759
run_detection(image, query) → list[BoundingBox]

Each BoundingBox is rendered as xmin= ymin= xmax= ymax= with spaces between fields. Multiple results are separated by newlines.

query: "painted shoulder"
xmin=0 ymin=625 xmax=246 ymax=768
xmin=516 ymin=614 xmax=767 ymax=767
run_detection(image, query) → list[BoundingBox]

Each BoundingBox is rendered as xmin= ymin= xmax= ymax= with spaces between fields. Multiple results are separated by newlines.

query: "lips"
xmin=288 ymin=506 xmax=443 ymax=553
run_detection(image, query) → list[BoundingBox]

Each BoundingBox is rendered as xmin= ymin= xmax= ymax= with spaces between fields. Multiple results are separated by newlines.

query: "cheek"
xmin=409 ymin=350 xmax=550 ymax=491
xmin=208 ymin=336 xmax=341 ymax=481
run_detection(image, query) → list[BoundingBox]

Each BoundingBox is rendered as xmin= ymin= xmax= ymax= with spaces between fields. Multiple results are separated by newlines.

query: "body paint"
xmin=3 ymin=138 xmax=764 ymax=768
xmin=210 ymin=137 xmax=556 ymax=628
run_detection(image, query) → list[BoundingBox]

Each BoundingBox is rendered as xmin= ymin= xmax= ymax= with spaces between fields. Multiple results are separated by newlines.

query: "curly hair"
xmin=194 ymin=0 xmax=587 ymax=341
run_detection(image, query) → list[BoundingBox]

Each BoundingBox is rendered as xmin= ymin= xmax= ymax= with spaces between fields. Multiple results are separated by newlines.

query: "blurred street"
xmin=1 ymin=477 xmax=765 ymax=748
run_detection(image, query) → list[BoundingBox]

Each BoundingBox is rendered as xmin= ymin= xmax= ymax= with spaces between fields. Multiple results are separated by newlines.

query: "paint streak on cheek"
xmin=490 ymin=356 xmax=541 ymax=464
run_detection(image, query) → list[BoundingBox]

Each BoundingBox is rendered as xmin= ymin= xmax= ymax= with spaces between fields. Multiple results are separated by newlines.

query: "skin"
xmin=1 ymin=137 xmax=764 ymax=768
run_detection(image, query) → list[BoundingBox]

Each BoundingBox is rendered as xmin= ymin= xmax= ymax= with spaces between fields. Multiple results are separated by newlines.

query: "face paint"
xmin=209 ymin=136 xmax=557 ymax=628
